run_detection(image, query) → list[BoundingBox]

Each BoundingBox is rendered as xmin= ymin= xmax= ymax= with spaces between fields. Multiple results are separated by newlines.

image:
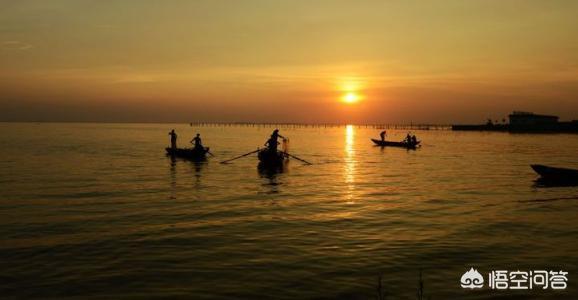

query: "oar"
xmin=280 ymin=151 xmax=312 ymax=165
xmin=220 ymin=149 xmax=260 ymax=164
xmin=204 ymin=147 xmax=215 ymax=157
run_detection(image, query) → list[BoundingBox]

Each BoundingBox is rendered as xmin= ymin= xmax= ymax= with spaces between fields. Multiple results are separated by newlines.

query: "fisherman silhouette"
xmin=380 ymin=130 xmax=387 ymax=141
xmin=168 ymin=129 xmax=177 ymax=150
xmin=265 ymin=129 xmax=285 ymax=153
xmin=405 ymin=133 xmax=412 ymax=144
xmin=191 ymin=133 xmax=203 ymax=150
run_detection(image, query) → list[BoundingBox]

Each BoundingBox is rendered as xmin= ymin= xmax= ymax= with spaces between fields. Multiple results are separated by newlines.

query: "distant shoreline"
xmin=3 ymin=121 xmax=578 ymax=133
xmin=452 ymin=123 xmax=578 ymax=133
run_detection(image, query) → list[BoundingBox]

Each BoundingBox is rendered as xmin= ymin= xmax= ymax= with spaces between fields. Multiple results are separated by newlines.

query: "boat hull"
xmin=166 ymin=147 xmax=208 ymax=161
xmin=531 ymin=164 xmax=578 ymax=181
xmin=371 ymin=138 xmax=420 ymax=149
xmin=258 ymin=149 xmax=287 ymax=169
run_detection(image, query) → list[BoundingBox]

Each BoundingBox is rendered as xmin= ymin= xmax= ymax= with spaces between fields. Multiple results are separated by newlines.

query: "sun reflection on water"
xmin=344 ymin=125 xmax=356 ymax=203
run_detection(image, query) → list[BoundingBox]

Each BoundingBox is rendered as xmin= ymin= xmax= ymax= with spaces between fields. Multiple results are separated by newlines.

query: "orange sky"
xmin=1 ymin=1 xmax=578 ymax=123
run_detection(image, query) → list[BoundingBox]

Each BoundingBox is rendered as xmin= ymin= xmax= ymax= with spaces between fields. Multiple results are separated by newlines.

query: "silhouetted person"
xmin=169 ymin=129 xmax=177 ymax=150
xmin=380 ymin=130 xmax=387 ymax=141
xmin=265 ymin=129 xmax=285 ymax=153
xmin=405 ymin=133 xmax=412 ymax=144
xmin=191 ymin=133 xmax=203 ymax=150
xmin=411 ymin=135 xmax=417 ymax=145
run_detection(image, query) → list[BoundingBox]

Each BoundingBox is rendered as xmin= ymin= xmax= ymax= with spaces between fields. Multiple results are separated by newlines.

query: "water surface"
xmin=1 ymin=123 xmax=577 ymax=299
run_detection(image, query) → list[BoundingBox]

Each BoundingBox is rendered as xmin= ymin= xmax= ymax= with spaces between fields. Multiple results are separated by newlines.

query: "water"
xmin=1 ymin=123 xmax=577 ymax=299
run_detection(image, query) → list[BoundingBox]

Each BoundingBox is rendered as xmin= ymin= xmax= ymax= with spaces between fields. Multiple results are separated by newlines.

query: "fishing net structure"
xmin=281 ymin=138 xmax=289 ymax=152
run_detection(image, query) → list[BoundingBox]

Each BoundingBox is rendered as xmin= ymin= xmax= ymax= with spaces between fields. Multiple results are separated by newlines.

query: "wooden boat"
xmin=257 ymin=149 xmax=287 ymax=169
xmin=531 ymin=164 xmax=578 ymax=181
xmin=371 ymin=138 xmax=420 ymax=149
xmin=165 ymin=147 xmax=209 ymax=161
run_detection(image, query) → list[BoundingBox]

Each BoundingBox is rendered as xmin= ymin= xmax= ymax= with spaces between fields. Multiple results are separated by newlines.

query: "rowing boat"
xmin=531 ymin=164 xmax=578 ymax=181
xmin=257 ymin=149 xmax=287 ymax=169
xmin=166 ymin=147 xmax=209 ymax=161
xmin=371 ymin=138 xmax=420 ymax=149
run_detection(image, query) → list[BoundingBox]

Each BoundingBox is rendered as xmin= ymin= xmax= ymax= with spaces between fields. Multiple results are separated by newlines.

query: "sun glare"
xmin=342 ymin=92 xmax=360 ymax=104
xmin=338 ymin=77 xmax=364 ymax=104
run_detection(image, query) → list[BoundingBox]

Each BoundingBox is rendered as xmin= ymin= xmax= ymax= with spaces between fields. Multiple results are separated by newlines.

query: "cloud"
xmin=2 ymin=40 xmax=33 ymax=50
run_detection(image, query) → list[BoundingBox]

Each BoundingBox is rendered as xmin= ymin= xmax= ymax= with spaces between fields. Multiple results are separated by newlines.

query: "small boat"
xmin=257 ymin=149 xmax=287 ymax=169
xmin=371 ymin=138 xmax=420 ymax=149
xmin=165 ymin=147 xmax=209 ymax=161
xmin=531 ymin=164 xmax=578 ymax=182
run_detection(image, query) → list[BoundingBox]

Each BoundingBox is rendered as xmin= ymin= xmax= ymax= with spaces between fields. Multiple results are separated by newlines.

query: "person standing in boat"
xmin=380 ymin=130 xmax=387 ymax=141
xmin=191 ymin=133 xmax=203 ymax=150
xmin=411 ymin=135 xmax=418 ymax=145
xmin=405 ymin=133 xmax=412 ymax=144
xmin=168 ymin=129 xmax=177 ymax=150
xmin=265 ymin=129 xmax=285 ymax=153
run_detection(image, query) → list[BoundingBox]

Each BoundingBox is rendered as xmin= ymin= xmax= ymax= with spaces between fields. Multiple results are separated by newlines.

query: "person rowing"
xmin=265 ymin=129 xmax=285 ymax=153
xmin=191 ymin=133 xmax=203 ymax=150
xmin=168 ymin=129 xmax=177 ymax=150
xmin=380 ymin=130 xmax=387 ymax=141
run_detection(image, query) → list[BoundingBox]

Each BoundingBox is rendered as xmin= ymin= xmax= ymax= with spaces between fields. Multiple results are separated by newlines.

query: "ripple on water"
xmin=1 ymin=124 xmax=577 ymax=299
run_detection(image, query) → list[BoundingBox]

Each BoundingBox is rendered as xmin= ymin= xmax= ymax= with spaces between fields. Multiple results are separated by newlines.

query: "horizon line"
xmin=0 ymin=120 xmax=455 ymax=127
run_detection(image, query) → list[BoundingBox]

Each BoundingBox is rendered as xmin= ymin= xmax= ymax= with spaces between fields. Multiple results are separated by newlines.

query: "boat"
xmin=257 ymin=149 xmax=287 ymax=169
xmin=371 ymin=138 xmax=420 ymax=149
xmin=165 ymin=147 xmax=209 ymax=161
xmin=531 ymin=164 xmax=578 ymax=182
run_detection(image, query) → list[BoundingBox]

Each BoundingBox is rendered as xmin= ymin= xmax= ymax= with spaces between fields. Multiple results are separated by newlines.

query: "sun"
xmin=342 ymin=92 xmax=360 ymax=104
xmin=338 ymin=77 xmax=365 ymax=104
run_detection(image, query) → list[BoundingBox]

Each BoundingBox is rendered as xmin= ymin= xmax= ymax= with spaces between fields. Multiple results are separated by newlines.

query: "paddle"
xmin=220 ymin=149 xmax=260 ymax=164
xmin=279 ymin=151 xmax=312 ymax=165
xmin=203 ymin=147 xmax=215 ymax=157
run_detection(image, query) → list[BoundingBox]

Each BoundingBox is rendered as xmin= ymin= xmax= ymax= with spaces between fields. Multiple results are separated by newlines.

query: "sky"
xmin=1 ymin=0 xmax=578 ymax=123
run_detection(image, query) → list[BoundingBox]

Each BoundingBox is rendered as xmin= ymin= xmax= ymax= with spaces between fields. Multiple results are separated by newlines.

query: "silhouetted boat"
xmin=531 ymin=164 xmax=578 ymax=182
xmin=371 ymin=138 xmax=420 ymax=149
xmin=257 ymin=149 xmax=287 ymax=169
xmin=166 ymin=147 xmax=209 ymax=161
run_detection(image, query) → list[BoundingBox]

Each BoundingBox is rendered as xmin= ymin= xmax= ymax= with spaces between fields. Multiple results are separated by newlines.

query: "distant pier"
xmin=187 ymin=111 xmax=578 ymax=133
xmin=452 ymin=111 xmax=578 ymax=133
xmin=187 ymin=122 xmax=452 ymax=130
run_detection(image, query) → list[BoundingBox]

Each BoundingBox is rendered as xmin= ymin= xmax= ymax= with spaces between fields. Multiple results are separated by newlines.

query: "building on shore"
xmin=508 ymin=111 xmax=558 ymax=126
xmin=452 ymin=111 xmax=578 ymax=133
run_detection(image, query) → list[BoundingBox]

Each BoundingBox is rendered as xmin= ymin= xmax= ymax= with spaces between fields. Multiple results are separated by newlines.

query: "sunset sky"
xmin=1 ymin=0 xmax=578 ymax=123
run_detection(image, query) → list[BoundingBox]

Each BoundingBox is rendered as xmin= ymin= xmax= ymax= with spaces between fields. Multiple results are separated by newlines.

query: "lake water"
xmin=1 ymin=123 xmax=577 ymax=299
